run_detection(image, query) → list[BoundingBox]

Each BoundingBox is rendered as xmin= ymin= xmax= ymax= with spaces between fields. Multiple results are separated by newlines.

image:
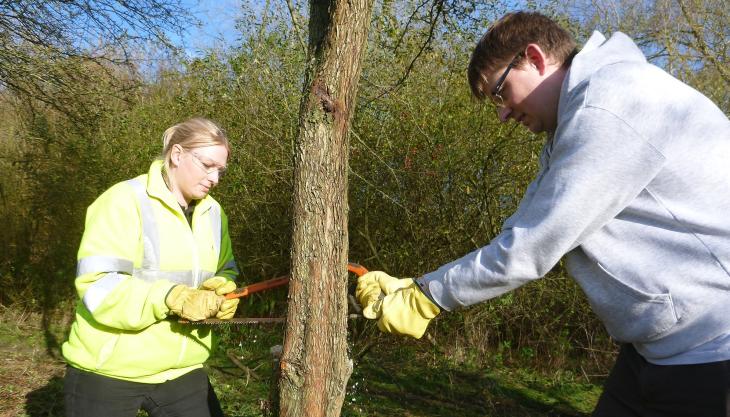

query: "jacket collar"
xmin=145 ymin=160 xmax=212 ymax=215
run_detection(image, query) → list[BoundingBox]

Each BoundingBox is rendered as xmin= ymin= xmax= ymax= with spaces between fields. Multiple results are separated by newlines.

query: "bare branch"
xmin=676 ymin=0 xmax=730 ymax=84
xmin=0 ymin=0 xmax=190 ymax=121
xmin=283 ymin=0 xmax=307 ymax=54
xmin=364 ymin=0 xmax=445 ymax=105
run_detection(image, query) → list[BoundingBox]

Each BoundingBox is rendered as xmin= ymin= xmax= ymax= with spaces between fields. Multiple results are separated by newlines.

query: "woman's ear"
xmin=170 ymin=144 xmax=183 ymax=168
xmin=524 ymin=43 xmax=549 ymax=75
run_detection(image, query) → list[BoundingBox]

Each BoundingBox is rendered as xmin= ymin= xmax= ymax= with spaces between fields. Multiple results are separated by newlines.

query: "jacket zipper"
xmin=176 ymin=207 xmax=201 ymax=367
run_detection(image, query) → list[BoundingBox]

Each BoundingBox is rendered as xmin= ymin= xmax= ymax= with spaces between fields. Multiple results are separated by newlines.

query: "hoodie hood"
xmin=555 ymin=31 xmax=651 ymax=131
xmin=565 ymin=31 xmax=647 ymax=92
xmin=558 ymin=31 xmax=646 ymax=114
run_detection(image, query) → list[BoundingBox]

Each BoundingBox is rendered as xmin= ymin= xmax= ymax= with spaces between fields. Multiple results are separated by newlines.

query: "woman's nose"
xmin=208 ymin=171 xmax=220 ymax=185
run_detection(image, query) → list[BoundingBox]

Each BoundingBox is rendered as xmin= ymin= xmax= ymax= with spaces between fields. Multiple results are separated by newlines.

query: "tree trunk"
xmin=279 ymin=1 xmax=375 ymax=416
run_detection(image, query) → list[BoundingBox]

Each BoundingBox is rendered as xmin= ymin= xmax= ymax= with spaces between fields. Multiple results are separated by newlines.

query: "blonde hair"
xmin=161 ymin=117 xmax=230 ymax=172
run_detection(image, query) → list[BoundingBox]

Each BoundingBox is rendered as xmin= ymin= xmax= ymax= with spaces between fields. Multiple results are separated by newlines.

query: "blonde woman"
xmin=62 ymin=118 xmax=239 ymax=416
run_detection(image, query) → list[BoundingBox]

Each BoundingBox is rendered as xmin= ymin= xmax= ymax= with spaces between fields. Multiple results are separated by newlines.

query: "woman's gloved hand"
xmin=165 ymin=285 xmax=223 ymax=321
xmin=201 ymin=276 xmax=237 ymax=295
xmin=216 ymin=298 xmax=239 ymax=320
xmin=356 ymin=271 xmax=440 ymax=339
xmin=201 ymin=277 xmax=239 ymax=319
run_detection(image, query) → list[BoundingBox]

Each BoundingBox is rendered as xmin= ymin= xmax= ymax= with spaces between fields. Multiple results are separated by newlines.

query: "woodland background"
xmin=0 ymin=0 xmax=727 ymax=415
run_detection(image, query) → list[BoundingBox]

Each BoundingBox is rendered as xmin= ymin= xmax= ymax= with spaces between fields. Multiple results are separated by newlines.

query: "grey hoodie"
xmin=417 ymin=31 xmax=730 ymax=362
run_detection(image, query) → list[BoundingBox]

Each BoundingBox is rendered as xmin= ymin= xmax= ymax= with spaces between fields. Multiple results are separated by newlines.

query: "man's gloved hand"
xmin=201 ymin=276 xmax=237 ymax=295
xmin=201 ymin=277 xmax=239 ymax=319
xmin=355 ymin=271 xmax=412 ymax=319
xmin=165 ymin=285 xmax=223 ymax=321
xmin=356 ymin=271 xmax=440 ymax=339
xmin=376 ymin=282 xmax=440 ymax=338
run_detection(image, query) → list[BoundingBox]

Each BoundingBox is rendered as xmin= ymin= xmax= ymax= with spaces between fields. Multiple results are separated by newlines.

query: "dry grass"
xmin=0 ymin=306 xmax=67 ymax=417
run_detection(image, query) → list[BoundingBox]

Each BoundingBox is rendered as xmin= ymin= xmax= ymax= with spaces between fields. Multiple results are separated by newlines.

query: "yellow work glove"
xmin=201 ymin=277 xmax=239 ymax=319
xmin=355 ymin=271 xmax=412 ymax=319
xmin=165 ymin=285 xmax=223 ymax=321
xmin=201 ymin=276 xmax=237 ymax=295
xmin=216 ymin=298 xmax=240 ymax=320
xmin=377 ymin=282 xmax=440 ymax=339
xmin=356 ymin=271 xmax=440 ymax=338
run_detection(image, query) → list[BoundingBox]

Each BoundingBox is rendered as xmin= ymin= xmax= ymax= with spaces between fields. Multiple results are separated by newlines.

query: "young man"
xmin=356 ymin=11 xmax=730 ymax=416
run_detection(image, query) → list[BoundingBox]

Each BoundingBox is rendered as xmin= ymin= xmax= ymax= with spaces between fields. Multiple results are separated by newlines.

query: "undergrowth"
xmin=0 ymin=304 xmax=608 ymax=417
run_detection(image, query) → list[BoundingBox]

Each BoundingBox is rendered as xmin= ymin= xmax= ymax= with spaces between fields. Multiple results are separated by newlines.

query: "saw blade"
xmin=179 ymin=317 xmax=286 ymax=325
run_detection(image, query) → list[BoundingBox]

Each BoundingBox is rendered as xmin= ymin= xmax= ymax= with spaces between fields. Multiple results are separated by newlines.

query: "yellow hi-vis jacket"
xmin=62 ymin=160 xmax=239 ymax=383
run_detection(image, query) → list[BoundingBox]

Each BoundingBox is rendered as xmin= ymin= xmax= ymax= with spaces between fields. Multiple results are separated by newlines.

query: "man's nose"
xmin=497 ymin=106 xmax=512 ymax=123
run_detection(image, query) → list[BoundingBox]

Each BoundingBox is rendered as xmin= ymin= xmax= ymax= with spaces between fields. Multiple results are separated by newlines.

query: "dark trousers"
xmin=64 ymin=366 xmax=225 ymax=417
xmin=593 ymin=344 xmax=730 ymax=417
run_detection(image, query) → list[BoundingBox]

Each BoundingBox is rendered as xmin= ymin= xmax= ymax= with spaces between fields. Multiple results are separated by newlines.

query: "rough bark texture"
xmin=279 ymin=1 xmax=375 ymax=416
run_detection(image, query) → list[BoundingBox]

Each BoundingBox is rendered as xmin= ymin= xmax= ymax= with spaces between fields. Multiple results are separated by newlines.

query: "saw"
xmin=181 ymin=262 xmax=368 ymax=325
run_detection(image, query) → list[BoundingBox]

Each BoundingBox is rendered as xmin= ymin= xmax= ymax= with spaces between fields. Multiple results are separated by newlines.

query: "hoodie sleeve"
xmin=417 ymin=105 xmax=666 ymax=310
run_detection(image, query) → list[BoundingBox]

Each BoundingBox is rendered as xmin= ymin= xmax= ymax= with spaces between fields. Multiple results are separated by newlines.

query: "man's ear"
xmin=524 ymin=43 xmax=549 ymax=75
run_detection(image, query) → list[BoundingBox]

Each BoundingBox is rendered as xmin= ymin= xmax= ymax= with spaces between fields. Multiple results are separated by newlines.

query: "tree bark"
xmin=279 ymin=1 xmax=375 ymax=416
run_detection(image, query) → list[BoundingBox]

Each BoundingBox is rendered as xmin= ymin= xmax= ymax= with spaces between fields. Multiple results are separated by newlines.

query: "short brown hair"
xmin=468 ymin=12 xmax=577 ymax=101
xmin=161 ymin=118 xmax=230 ymax=172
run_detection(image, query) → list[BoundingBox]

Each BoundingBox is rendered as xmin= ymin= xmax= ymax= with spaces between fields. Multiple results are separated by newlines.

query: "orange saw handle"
xmin=224 ymin=262 xmax=368 ymax=300
xmin=225 ymin=275 xmax=290 ymax=299
xmin=346 ymin=262 xmax=368 ymax=277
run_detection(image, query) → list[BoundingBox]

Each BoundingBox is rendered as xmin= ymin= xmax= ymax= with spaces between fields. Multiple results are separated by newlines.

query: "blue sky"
xmin=175 ymin=0 xmax=244 ymax=56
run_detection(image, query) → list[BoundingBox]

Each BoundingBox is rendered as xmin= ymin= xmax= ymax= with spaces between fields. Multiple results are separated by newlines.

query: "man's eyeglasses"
xmin=491 ymin=52 xmax=524 ymax=109
xmin=189 ymin=151 xmax=227 ymax=179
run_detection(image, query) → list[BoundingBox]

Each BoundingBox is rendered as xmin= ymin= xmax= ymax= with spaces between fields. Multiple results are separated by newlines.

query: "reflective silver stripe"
xmin=77 ymin=256 xmax=134 ymax=277
xmin=83 ymin=273 xmax=126 ymax=313
xmin=200 ymin=270 xmax=215 ymax=282
xmin=125 ymin=178 xmax=221 ymax=287
xmin=126 ymin=179 xmax=160 ymax=270
xmin=218 ymin=260 xmax=239 ymax=275
xmin=132 ymin=269 xmax=216 ymax=286
xmin=209 ymin=204 xmax=221 ymax=257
